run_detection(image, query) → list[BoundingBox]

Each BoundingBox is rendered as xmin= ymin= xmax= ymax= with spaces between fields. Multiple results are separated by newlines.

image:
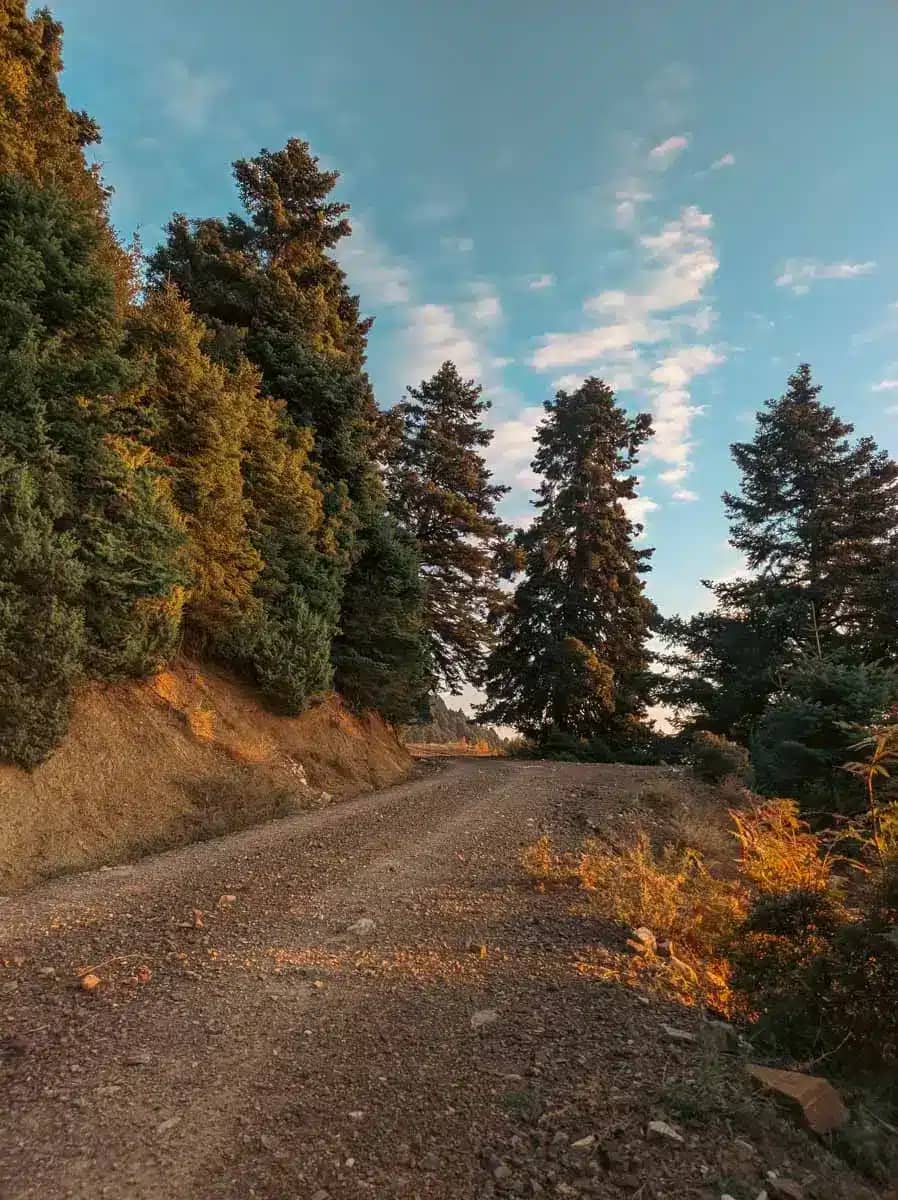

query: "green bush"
xmin=751 ymin=655 xmax=898 ymax=814
xmin=690 ymin=730 xmax=749 ymax=783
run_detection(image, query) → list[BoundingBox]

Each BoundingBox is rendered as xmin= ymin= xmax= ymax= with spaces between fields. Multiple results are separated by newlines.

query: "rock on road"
xmin=0 ymin=759 xmax=874 ymax=1200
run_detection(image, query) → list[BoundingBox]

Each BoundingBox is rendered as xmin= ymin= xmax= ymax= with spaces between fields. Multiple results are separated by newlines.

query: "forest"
xmin=1 ymin=0 xmax=897 ymax=828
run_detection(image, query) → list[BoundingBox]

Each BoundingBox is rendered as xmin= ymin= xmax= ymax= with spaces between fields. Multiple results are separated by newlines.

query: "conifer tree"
xmin=332 ymin=510 xmax=431 ymax=723
xmin=480 ymin=378 xmax=655 ymax=739
xmin=128 ymin=287 xmax=263 ymax=644
xmin=0 ymin=177 xmax=185 ymax=760
xmin=147 ymin=139 xmax=375 ymax=497
xmin=663 ymin=365 xmax=898 ymax=733
xmin=0 ymin=457 xmax=85 ymax=767
xmin=387 ymin=361 xmax=509 ymax=693
xmin=0 ymin=1 xmax=134 ymax=307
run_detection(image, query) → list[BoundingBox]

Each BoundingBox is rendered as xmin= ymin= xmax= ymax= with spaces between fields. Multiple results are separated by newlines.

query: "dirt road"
xmin=0 ymin=761 xmax=874 ymax=1199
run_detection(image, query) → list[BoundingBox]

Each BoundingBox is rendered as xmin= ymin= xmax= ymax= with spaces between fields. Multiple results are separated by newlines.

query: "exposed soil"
xmin=0 ymin=760 xmax=879 ymax=1199
xmin=0 ymin=658 xmax=410 ymax=893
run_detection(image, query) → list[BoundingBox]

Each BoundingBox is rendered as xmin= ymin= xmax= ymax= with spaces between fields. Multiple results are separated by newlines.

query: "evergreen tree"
xmin=663 ymin=365 xmax=898 ymax=734
xmin=147 ymin=139 xmax=376 ymax=497
xmin=127 ymin=287 xmax=263 ymax=645
xmin=480 ymin=378 xmax=655 ymax=739
xmin=0 ymin=177 xmax=185 ymax=761
xmin=0 ymin=1 xmax=134 ymax=306
xmin=332 ymin=511 xmax=431 ymax=723
xmin=387 ymin=361 xmax=509 ymax=692
xmin=723 ymin=364 xmax=898 ymax=657
xmin=0 ymin=457 xmax=85 ymax=767
xmin=222 ymin=391 xmax=337 ymax=713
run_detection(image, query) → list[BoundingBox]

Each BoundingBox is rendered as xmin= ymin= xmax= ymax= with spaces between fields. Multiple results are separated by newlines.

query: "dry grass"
xmin=731 ymin=798 xmax=834 ymax=893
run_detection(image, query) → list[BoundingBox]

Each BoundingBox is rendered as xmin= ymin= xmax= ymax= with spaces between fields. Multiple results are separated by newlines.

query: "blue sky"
xmin=51 ymin=0 xmax=898 ymax=670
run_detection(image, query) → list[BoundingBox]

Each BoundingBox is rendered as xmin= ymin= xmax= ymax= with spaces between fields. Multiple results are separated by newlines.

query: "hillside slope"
xmin=0 ymin=660 xmax=410 ymax=892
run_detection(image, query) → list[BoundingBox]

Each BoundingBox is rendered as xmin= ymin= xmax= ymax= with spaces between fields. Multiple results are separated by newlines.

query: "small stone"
xmin=156 ymin=1116 xmax=180 ymax=1134
xmin=311 ymin=1191 xmax=329 ymax=1200
xmin=1 ymin=981 xmax=19 ymax=994
xmin=125 ymin=1052 xmax=152 ymax=1066
xmin=702 ymin=1019 xmax=741 ymax=1054
xmin=647 ymin=1120 xmax=684 ymax=1143
xmin=628 ymin=926 xmax=657 ymax=954
xmin=347 ymin=917 xmax=376 ymax=937
xmin=493 ymin=1162 xmax=512 ymax=1182
xmin=570 ymin=1135 xmax=595 ymax=1151
xmin=551 ymin=1131 xmax=569 ymax=1147
xmin=660 ymin=1023 xmax=696 ymax=1044
xmin=420 ymin=1152 xmax=440 ymax=1171
xmin=260 ymin=1133 xmax=278 ymax=1151
xmin=37 ymin=967 xmax=56 ymax=978
xmin=79 ymin=973 xmax=101 ymax=993
xmin=471 ymin=1008 xmax=499 ymax=1030
xmin=767 ymin=1181 xmax=803 ymax=1200
xmin=349 ymin=1110 xmax=364 ymax=1120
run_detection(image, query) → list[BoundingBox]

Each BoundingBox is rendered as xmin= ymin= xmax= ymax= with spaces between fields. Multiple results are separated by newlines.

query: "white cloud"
xmin=468 ymin=282 xmax=502 ymax=324
xmin=775 ymin=258 xmax=876 ymax=294
xmin=672 ymin=488 xmax=698 ymax=502
xmin=159 ymin=59 xmax=227 ymax=133
xmin=872 ymin=379 xmax=898 ymax=392
xmin=337 ymin=218 xmax=410 ymax=305
xmin=648 ymin=134 xmax=689 ymax=169
xmin=530 ymin=205 xmax=722 ymax=488
xmin=614 ymin=188 xmax=653 ymax=227
xmin=398 ymin=303 xmax=482 ymax=383
xmin=441 ymin=235 xmax=474 ymax=254
xmin=710 ymin=152 xmax=735 ymax=170
xmin=622 ymin=494 xmax=659 ymax=536
xmin=528 ymin=273 xmax=556 ymax=290
xmin=491 ymin=356 xmax=514 ymax=368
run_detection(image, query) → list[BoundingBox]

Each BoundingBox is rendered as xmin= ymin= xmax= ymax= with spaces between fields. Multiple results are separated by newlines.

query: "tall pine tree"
xmin=662 ymin=364 xmax=898 ymax=734
xmin=480 ymin=378 xmax=655 ymax=739
xmin=387 ymin=361 xmax=508 ymax=693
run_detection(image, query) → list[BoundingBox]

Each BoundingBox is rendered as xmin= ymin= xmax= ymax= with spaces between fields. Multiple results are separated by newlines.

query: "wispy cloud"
xmin=709 ymin=152 xmax=735 ymax=171
xmin=776 ymin=258 xmax=876 ymax=295
xmin=487 ymin=406 xmax=545 ymax=489
xmin=615 ymin=188 xmax=653 ymax=228
xmin=337 ymin=218 xmax=410 ymax=305
xmin=622 ymin=494 xmax=660 ymax=536
xmin=528 ymin=273 xmax=556 ymax=291
xmin=648 ymin=134 xmax=689 ymax=169
xmin=158 ymin=59 xmax=227 ymax=134
xmin=399 ymin=303 xmax=482 ymax=383
xmin=672 ymin=487 xmax=699 ymax=502
xmin=872 ymin=379 xmax=898 ymax=392
xmin=441 ymin=235 xmax=474 ymax=254
xmin=468 ymin=282 xmax=502 ymax=324
xmin=530 ymin=204 xmax=722 ymax=488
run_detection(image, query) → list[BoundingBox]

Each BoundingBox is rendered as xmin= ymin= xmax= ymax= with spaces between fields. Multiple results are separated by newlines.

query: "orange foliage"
xmin=730 ymin=798 xmax=834 ymax=894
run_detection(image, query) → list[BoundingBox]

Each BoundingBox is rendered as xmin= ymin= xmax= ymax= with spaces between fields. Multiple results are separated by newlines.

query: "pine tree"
xmin=0 ymin=177 xmax=184 ymax=706
xmin=332 ymin=510 xmax=430 ymax=723
xmin=127 ymin=287 xmax=263 ymax=645
xmin=480 ymin=378 xmax=655 ymax=739
xmin=663 ymin=365 xmax=898 ymax=735
xmin=387 ymin=361 xmax=509 ymax=693
xmin=147 ymin=139 xmax=375 ymax=496
xmin=723 ymin=364 xmax=898 ymax=656
xmin=0 ymin=1 xmax=134 ymax=307
xmin=0 ymin=457 xmax=85 ymax=767
xmin=221 ymin=391 xmax=338 ymax=713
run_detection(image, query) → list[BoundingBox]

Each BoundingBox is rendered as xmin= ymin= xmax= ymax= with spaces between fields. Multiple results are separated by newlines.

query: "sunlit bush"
xmin=730 ymin=797 xmax=835 ymax=894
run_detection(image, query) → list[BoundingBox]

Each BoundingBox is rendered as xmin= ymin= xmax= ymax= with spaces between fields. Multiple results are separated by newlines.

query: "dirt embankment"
xmin=0 ymin=659 xmax=411 ymax=893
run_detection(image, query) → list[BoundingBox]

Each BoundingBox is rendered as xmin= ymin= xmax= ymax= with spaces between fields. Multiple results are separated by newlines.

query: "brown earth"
xmin=0 ymin=658 xmax=410 ymax=893
xmin=0 ymin=760 xmax=878 ymax=1200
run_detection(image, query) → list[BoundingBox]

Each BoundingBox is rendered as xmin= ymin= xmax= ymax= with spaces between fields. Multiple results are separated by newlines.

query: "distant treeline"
xmin=401 ymin=696 xmax=507 ymax=750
